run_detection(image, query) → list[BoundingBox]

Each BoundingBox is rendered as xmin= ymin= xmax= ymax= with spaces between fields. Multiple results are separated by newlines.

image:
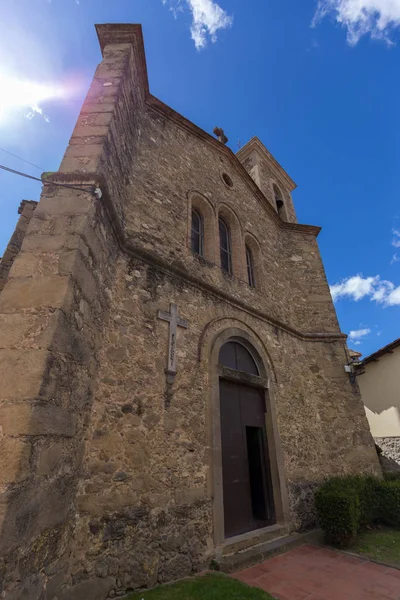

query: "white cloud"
xmin=386 ymin=285 xmax=400 ymax=305
xmin=392 ymin=228 xmax=400 ymax=247
xmin=391 ymin=253 xmax=400 ymax=264
xmin=162 ymin=0 xmax=233 ymax=49
xmin=348 ymin=328 xmax=371 ymax=340
xmin=330 ymin=273 xmax=399 ymax=305
xmin=312 ymin=0 xmax=400 ymax=45
xmin=330 ymin=274 xmax=379 ymax=301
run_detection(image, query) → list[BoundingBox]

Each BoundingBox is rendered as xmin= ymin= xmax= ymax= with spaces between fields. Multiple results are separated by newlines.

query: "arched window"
xmin=191 ymin=208 xmax=204 ymax=256
xmin=273 ymin=185 xmax=285 ymax=218
xmin=246 ymin=245 xmax=255 ymax=288
xmin=219 ymin=217 xmax=232 ymax=274
xmin=219 ymin=340 xmax=259 ymax=375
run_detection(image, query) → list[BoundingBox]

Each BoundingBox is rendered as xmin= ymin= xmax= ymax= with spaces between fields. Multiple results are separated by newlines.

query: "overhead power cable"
xmin=0 ymin=163 xmax=97 ymax=195
xmin=0 ymin=146 xmax=44 ymax=172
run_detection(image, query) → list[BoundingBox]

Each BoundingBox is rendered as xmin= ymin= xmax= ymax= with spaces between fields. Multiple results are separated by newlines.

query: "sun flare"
xmin=0 ymin=71 xmax=65 ymax=122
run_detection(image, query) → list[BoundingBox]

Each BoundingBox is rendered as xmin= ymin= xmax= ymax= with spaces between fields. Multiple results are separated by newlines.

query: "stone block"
xmin=143 ymin=492 xmax=173 ymax=509
xmin=34 ymin=195 xmax=93 ymax=217
xmin=37 ymin=442 xmax=64 ymax=476
xmin=9 ymin=252 xmax=40 ymax=278
xmin=59 ymin=251 xmax=98 ymax=304
xmin=59 ymin=156 xmax=102 ymax=173
xmin=71 ymin=126 xmax=110 ymax=140
xmin=5 ymin=573 xmax=45 ymax=600
xmin=86 ymin=83 xmax=119 ymax=101
xmin=83 ymin=111 xmax=116 ymax=127
xmin=174 ymin=486 xmax=206 ymax=506
xmin=76 ymin=491 xmax=139 ymax=516
xmin=0 ymin=276 xmax=72 ymax=311
xmin=63 ymin=144 xmax=104 ymax=158
xmin=0 ymin=476 xmax=74 ymax=555
xmin=22 ymin=234 xmax=85 ymax=254
xmin=0 ymin=349 xmax=48 ymax=400
xmin=95 ymin=58 xmax=128 ymax=77
xmin=0 ymin=313 xmax=51 ymax=348
xmin=58 ymin=577 xmax=114 ymax=600
xmin=0 ymin=438 xmax=31 ymax=484
xmin=50 ymin=310 xmax=92 ymax=365
xmin=45 ymin=569 xmax=67 ymax=600
xmin=0 ymin=403 xmax=76 ymax=436
xmin=102 ymin=42 xmax=133 ymax=55
xmin=160 ymin=554 xmax=192 ymax=583
xmin=80 ymin=102 xmax=115 ymax=114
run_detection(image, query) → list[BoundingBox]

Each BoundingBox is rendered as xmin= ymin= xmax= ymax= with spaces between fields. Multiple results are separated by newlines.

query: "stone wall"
xmin=65 ymin=255 xmax=379 ymax=596
xmin=376 ymin=437 xmax=400 ymax=473
xmin=0 ymin=184 xmax=119 ymax=598
xmin=0 ymin=25 xmax=142 ymax=600
xmin=122 ymin=105 xmax=338 ymax=336
xmin=0 ymin=23 xmax=381 ymax=600
xmin=0 ymin=200 xmax=37 ymax=293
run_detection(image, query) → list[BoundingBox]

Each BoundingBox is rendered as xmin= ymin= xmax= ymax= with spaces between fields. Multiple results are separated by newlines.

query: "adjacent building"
xmin=358 ymin=338 xmax=400 ymax=467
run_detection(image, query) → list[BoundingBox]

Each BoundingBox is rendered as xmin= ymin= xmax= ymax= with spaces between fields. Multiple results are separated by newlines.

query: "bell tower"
xmin=236 ymin=137 xmax=297 ymax=223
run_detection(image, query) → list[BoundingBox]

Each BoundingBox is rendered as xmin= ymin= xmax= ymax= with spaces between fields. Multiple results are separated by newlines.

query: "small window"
xmin=246 ymin=245 xmax=255 ymax=288
xmin=191 ymin=208 xmax=204 ymax=256
xmin=273 ymin=185 xmax=284 ymax=218
xmin=219 ymin=217 xmax=232 ymax=274
xmin=222 ymin=172 xmax=233 ymax=188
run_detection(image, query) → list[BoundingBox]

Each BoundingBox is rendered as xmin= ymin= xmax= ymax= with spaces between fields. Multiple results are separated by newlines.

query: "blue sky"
xmin=1 ymin=0 xmax=400 ymax=356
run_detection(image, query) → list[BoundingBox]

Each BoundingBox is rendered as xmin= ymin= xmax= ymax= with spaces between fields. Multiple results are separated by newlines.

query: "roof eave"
xmin=362 ymin=337 xmax=400 ymax=365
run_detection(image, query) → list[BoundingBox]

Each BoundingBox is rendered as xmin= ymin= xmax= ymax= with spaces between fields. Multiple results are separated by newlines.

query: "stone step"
xmin=221 ymin=524 xmax=288 ymax=557
xmin=217 ymin=529 xmax=323 ymax=573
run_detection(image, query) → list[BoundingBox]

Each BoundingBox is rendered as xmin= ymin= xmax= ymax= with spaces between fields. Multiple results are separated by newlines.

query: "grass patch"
xmin=351 ymin=527 xmax=400 ymax=565
xmin=126 ymin=573 xmax=275 ymax=600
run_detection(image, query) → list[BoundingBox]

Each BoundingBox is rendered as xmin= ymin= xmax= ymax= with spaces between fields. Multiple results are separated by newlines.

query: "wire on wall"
xmin=0 ymin=163 xmax=99 ymax=196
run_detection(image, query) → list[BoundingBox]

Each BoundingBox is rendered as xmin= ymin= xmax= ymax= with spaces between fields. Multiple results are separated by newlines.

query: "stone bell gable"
xmin=0 ymin=23 xmax=380 ymax=600
xmin=236 ymin=136 xmax=297 ymax=224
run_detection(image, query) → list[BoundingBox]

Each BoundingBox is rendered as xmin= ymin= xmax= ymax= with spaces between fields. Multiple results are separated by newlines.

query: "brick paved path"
xmin=233 ymin=544 xmax=400 ymax=600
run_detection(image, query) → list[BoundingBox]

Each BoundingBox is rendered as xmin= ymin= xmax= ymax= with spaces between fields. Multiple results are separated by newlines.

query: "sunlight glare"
xmin=0 ymin=71 xmax=65 ymax=122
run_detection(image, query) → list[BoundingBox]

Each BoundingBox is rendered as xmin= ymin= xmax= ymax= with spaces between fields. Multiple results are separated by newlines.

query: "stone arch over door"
xmin=205 ymin=323 xmax=289 ymax=549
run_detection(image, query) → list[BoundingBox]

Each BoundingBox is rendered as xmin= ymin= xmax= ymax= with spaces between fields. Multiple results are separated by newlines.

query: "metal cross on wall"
xmin=157 ymin=303 xmax=188 ymax=377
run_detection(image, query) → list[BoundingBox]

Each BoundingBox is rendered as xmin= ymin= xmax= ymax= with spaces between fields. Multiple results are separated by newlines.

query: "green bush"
xmin=383 ymin=472 xmax=400 ymax=482
xmin=360 ymin=477 xmax=382 ymax=526
xmin=380 ymin=481 xmax=400 ymax=527
xmin=315 ymin=487 xmax=360 ymax=547
xmin=315 ymin=475 xmax=400 ymax=547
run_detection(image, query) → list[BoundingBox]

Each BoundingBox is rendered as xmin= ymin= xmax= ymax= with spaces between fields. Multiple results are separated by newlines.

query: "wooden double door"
xmin=220 ymin=379 xmax=275 ymax=538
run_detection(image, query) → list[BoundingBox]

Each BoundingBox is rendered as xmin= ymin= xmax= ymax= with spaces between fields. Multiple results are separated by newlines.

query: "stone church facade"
xmin=0 ymin=24 xmax=380 ymax=600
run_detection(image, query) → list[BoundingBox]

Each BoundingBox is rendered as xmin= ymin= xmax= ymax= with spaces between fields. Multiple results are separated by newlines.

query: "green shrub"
xmin=383 ymin=472 xmax=400 ymax=482
xmin=315 ymin=475 xmax=400 ymax=547
xmin=380 ymin=481 xmax=400 ymax=528
xmin=315 ymin=487 xmax=360 ymax=547
xmin=360 ymin=477 xmax=382 ymax=526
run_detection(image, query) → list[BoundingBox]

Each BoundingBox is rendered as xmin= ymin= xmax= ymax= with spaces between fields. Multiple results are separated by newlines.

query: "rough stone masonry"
xmin=0 ymin=24 xmax=381 ymax=600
